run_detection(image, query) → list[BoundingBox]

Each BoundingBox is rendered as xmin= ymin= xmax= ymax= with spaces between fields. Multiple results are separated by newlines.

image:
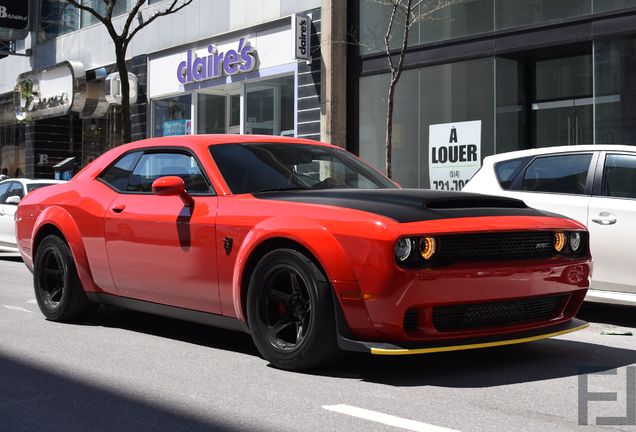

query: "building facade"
xmin=351 ymin=0 xmax=636 ymax=189
xmin=0 ymin=0 xmax=321 ymax=178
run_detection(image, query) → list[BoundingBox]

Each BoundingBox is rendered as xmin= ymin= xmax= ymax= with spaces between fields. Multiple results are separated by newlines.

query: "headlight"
xmin=554 ymin=232 xmax=567 ymax=252
xmin=419 ymin=237 xmax=437 ymax=260
xmin=395 ymin=238 xmax=413 ymax=262
xmin=569 ymin=232 xmax=581 ymax=252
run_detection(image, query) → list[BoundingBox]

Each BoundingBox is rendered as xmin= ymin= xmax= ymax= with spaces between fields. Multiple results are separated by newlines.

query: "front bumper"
xmin=337 ymin=317 xmax=589 ymax=355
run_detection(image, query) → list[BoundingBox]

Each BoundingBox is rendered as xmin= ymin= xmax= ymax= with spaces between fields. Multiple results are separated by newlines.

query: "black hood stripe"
xmin=253 ymin=189 xmax=558 ymax=223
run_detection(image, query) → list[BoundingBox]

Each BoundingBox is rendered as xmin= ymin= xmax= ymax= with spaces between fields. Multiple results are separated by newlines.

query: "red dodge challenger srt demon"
xmin=15 ymin=135 xmax=591 ymax=370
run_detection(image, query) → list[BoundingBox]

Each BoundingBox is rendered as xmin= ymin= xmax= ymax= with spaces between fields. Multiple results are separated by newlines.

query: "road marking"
xmin=322 ymin=404 xmax=460 ymax=432
xmin=3 ymin=305 xmax=33 ymax=313
xmin=26 ymin=299 xmax=37 ymax=304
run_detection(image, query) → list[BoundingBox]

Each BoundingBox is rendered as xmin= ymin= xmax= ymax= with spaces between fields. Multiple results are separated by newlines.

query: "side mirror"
xmin=151 ymin=176 xmax=194 ymax=207
xmin=5 ymin=195 xmax=20 ymax=205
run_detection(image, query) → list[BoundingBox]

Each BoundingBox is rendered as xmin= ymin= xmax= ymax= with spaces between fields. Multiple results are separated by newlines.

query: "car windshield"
xmin=210 ymin=143 xmax=396 ymax=194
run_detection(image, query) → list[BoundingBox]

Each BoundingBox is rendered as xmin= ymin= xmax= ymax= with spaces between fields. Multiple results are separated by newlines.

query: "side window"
xmin=520 ymin=154 xmax=593 ymax=194
xmin=6 ymin=182 xmax=24 ymax=200
xmin=494 ymin=157 xmax=531 ymax=189
xmin=100 ymin=151 xmax=142 ymax=191
xmin=127 ymin=152 xmax=210 ymax=194
xmin=0 ymin=182 xmax=11 ymax=203
xmin=603 ymin=154 xmax=636 ymax=199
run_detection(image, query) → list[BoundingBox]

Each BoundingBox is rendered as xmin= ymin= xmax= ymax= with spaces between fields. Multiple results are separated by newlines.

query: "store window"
xmin=594 ymin=37 xmax=636 ymax=144
xmin=153 ymin=95 xmax=192 ymax=137
xmin=245 ymin=76 xmax=295 ymax=136
xmin=81 ymin=0 xmax=131 ymax=27
xmin=196 ymin=77 xmax=295 ymax=136
xmin=358 ymin=0 xmax=493 ymax=53
xmin=82 ymin=106 xmax=123 ymax=166
xmin=359 ymin=58 xmax=494 ymax=188
xmin=38 ymin=0 xmax=79 ymax=42
xmin=495 ymin=1 xmax=591 ymax=30
xmin=593 ymin=0 xmax=636 ymax=12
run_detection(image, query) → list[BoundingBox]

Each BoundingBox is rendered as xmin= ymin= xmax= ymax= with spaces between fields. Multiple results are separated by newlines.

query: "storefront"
xmin=352 ymin=0 xmax=636 ymax=190
xmin=148 ymin=15 xmax=320 ymax=141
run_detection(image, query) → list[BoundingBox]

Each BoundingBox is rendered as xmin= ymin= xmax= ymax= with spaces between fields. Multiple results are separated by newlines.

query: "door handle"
xmin=111 ymin=204 xmax=126 ymax=213
xmin=0 ymin=210 xmax=4 ymax=216
xmin=591 ymin=211 xmax=617 ymax=225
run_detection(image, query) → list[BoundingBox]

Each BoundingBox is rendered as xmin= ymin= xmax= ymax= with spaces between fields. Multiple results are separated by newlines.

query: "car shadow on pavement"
xmin=84 ymin=305 xmax=259 ymax=357
xmin=0 ymin=254 xmax=22 ymax=262
xmin=319 ymin=338 xmax=636 ymax=388
xmin=0 ymin=351 xmax=262 ymax=432
xmin=578 ymin=301 xmax=636 ymax=328
xmin=79 ymin=306 xmax=635 ymax=389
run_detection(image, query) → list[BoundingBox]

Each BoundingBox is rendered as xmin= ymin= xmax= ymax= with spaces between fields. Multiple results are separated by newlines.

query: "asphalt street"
xmin=0 ymin=253 xmax=635 ymax=432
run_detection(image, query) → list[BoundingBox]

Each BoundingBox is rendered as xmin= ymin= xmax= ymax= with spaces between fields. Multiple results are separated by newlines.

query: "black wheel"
xmin=34 ymin=235 xmax=98 ymax=322
xmin=247 ymin=248 xmax=340 ymax=370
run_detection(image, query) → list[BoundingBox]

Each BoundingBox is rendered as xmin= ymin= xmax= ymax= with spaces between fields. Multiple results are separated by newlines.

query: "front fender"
xmin=232 ymin=215 xmax=361 ymax=320
xmin=32 ymin=206 xmax=98 ymax=293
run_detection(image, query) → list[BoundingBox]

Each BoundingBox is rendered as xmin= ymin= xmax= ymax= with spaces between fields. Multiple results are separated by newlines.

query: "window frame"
xmin=98 ymin=147 xmax=216 ymax=196
xmin=593 ymin=150 xmax=636 ymax=201
xmin=509 ymin=151 xmax=599 ymax=196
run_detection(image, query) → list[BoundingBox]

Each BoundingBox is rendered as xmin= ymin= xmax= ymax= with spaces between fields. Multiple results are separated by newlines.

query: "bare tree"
xmin=370 ymin=0 xmax=460 ymax=178
xmin=65 ymin=0 xmax=194 ymax=144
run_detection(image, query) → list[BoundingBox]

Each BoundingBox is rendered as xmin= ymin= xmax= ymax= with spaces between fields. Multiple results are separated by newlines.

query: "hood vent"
xmin=426 ymin=197 xmax=527 ymax=210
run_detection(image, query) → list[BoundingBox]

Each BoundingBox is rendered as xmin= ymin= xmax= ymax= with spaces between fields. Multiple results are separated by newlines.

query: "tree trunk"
xmin=115 ymin=45 xmax=132 ymax=144
xmin=385 ymin=76 xmax=397 ymax=179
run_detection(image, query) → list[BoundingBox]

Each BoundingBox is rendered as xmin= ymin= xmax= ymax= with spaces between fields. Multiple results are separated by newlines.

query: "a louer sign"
xmin=0 ymin=0 xmax=30 ymax=41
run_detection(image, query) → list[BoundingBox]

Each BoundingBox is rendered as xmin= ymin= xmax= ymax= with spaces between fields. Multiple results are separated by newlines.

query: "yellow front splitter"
xmin=370 ymin=322 xmax=590 ymax=356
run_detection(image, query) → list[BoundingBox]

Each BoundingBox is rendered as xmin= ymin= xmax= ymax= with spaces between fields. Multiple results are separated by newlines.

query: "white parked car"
xmin=464 ymin=145 xmax=636 ymax=305
xmin=0 ymin=178 xmax=65 ymax=252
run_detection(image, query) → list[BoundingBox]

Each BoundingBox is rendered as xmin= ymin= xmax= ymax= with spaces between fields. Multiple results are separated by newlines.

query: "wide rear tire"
xmin=34 ymin=235 xmax=98 ymax=322
xmin=247 ymin=248 xmax=340 ymax=371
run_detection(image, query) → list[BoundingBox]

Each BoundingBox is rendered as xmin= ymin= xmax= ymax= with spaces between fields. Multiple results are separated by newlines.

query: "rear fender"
xmin=32 ymin=206 xmax=98 ymax=293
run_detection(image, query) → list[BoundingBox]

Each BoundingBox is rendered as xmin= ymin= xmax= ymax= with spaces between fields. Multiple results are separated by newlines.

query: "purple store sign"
xmin=177 ymin=38 xmax=258 ymax=84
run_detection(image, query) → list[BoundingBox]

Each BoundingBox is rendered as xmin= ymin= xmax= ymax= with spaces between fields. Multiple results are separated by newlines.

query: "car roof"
xmin=113 ymin=134 xmax=330 ymax=153
xmin=0 ymin=178 xmax=66 ymax=185
xmin=483 ymin=144 xmax=636 ymax=164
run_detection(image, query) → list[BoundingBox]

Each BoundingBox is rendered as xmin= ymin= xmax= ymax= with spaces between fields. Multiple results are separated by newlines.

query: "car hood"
xmin=253 ymin=188 xmax=558 ymax=223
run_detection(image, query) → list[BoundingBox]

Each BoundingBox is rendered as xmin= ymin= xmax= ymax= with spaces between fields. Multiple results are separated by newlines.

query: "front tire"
xmin=247 ymin=248 xmax=339 ymax=370
xmin=34 ymin=235 xmax=98 ymax=322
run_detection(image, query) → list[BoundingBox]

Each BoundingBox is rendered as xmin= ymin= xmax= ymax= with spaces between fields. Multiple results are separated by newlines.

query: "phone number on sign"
xmin=432 ymin=180 xmax=466 ymax=191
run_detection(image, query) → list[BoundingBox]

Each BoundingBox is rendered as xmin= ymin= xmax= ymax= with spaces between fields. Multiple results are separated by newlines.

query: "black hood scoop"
xmin=254 ymin=189 xmax=550 ymax=223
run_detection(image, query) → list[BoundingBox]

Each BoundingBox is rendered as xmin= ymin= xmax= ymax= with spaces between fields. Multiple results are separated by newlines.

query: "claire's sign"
xmin=293 ymin=14 xmax=312 ymax=61
xmin=428 ymin=120 xmax=482 ymax=191
xmin=177 ymin=38 xmax=258 ymax=85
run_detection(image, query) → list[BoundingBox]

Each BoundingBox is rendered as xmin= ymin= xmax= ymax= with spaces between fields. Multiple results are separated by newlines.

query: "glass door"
xmin=531 ymin=53 xmax=593 ymax=146
xmin=532 ymin=98 xmax=593 ymax=146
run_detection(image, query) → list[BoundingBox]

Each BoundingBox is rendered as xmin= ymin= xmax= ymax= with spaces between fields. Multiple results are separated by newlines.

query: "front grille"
xmin=433 ymin=295 xmax=564 ymax=332
xmin=438 ymin=231 xmax=555 ymax=262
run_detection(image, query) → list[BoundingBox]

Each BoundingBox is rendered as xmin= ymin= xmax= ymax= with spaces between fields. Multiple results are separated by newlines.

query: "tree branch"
xmin=65 ymin=0 xmax=119 ymax=41
xmin=125 ymin=0 xmax=193 ymax=44
xmin=383 ymin=0 xmax=399 ymax=73
xmin=121 ymin=0 xmax=145 ymax=40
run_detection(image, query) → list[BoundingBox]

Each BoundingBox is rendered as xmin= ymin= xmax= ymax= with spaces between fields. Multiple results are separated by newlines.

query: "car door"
xmin=0 ymin=181 xmax=14 ymax=248
xmin=587 ymin=152 xmax=636 ymax=294
xmin=0 ymin=181 xmax=24 ymax=248
xmin=103 ymin=149 xmax=221 ymax=314
xmin=504 ymin=152 xmax=596 ymax=225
